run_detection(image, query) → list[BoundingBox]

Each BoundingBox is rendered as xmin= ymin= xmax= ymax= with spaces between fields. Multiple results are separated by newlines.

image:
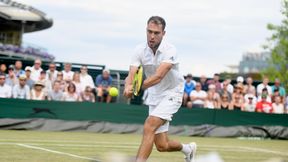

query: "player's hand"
xmin=123 ymin=84 xmax=133 ymax=98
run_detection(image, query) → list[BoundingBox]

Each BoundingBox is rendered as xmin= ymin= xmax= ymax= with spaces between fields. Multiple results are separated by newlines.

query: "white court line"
xmin=17 ymin=143 xmax=101 ymax=162
xmin=0 ymin=140 xmax=287 ymax=157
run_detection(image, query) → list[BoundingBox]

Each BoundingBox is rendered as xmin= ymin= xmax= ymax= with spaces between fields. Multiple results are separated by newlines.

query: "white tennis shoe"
xmin=184 ymin=142 xmax=197 ymax=162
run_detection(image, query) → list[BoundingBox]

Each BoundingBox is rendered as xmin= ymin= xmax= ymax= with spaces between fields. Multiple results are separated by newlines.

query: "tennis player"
xmin=124 ymin=16 xmax=197 ymax=162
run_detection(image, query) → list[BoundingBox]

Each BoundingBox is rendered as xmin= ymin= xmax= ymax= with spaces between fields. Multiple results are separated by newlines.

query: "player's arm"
xmin=142 ymin=62 xmax=172 ymax=90
xmin=123 ymin=66 xmax=138 ymax=98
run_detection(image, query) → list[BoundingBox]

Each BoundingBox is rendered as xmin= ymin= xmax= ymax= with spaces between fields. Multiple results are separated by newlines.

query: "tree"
xmin=263 ymin=0 xmax=288 ymax=92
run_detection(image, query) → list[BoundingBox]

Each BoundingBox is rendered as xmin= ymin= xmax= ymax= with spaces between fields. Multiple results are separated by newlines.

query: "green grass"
xmin=0 ymin=130 xmax=287 ymax=162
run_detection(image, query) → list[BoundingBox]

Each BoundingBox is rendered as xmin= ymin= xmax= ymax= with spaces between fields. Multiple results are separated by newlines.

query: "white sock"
xmin=181 ymin=144 xmax=191 ymax=155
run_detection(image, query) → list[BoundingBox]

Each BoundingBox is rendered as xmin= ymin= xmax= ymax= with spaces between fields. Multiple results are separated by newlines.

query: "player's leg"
xmin=154 ymin=132 xmax=182 ymax=152
xmin=136 ymin=116 xmax=165 ymax=162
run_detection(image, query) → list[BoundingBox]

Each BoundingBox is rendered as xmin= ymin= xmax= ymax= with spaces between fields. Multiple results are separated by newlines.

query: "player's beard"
xmin=148 ymin=40 xmax=161 ymax=52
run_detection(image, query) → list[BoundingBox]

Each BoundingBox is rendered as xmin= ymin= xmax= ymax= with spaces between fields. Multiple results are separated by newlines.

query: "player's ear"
xmin=163 ymin=30 xmax=166 ymax=36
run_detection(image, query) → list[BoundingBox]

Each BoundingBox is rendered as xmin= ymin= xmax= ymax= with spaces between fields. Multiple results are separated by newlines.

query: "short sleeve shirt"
xmin=130 ymin=41 xmax=184 ymax=96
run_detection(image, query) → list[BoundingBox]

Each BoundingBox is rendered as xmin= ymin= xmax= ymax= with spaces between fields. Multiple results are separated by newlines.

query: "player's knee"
xmin=143 ymin=122 xmax=157 ymax=134
xmin=155 ymin=143 xmax=168 ymax=152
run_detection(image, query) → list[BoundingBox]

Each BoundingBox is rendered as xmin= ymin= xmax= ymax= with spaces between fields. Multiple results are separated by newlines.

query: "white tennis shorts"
xmin=148 ymin=85 xmax=183 ymax=134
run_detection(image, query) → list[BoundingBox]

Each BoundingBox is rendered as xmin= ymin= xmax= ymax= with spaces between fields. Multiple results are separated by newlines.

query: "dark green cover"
xmin=0 ymin=98 xmax=287 ymax=127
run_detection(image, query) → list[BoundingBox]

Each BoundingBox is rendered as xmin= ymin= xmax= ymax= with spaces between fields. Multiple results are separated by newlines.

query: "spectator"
xmin=80 ymin=65 xmax=95 ymax=91
xmin=244 ymin=92 xmax=257 ymax=106
xmin=207 ymin=84 xmax=221 ymax=108
xmin=62 ymin=63 xmax=74 ymax=82
xmin=56 ymin=71 xmax=66 ymax=92
xmin=219 ymin=80 xmax=232 ymax=102
xmin=62 ymin=82 xmax=81 ymax=102
xmin=14 ymin=60 xmax=25 ymax=78
xmin=229 ymin=83 xmax=244 ymax=111
xmin=95 ymin=69 xmax=113 ymax=103
xmin=271 ymin=88 xmax=284 ymax=103
xmin=0 ymin=64 xmax=7 ymax=75
xmin=256 ymin=94 xmax=273 ymax=113
xmin=243 ymin=94 xmax=256 ymax=112
xmin=183 ymin=74 xmax=196 ymax=106
xmin=271 ymin=78 xmax=286 ymax=97
xmin=207 ymin=73 xmax=221 ymax=92
xmin=199 ymin=75 xmax=209 ymax=91
xmin=80 ymin=86 xmax=95 ymax=102
xmin=257 ymin=88 xmax=272 ymax=103
xmin=30 ymin=81 xmax=45 ymax=100
xmin=5 ymin=65 xmax=18 ymax=87
xmin=187 ymin=82 xmax=207 ymax=108
xmin=256 ymin=76 xmax=272 ymax=97
xmin=72 ymin=72 xmax=82 ymax=95
xmin=272 ymin=95 xmax=284 ymax=114
xmin=47 ymin=81 xmax=63 ymax=101
xmin=24 ymin=66 xmax=35 ymax=89
xmin=38 ymin=70 xmax=52 ymax=96
xmin=219 ymin=93 xmax=230 ymax=110
xmin=243 ymin=77 xmax=256 ymax=96
xmin=46 ymin=62 xmax=58 ymax=82
xmin=12 ymin=74 xmax=30 ymax=99
xmin=204 ymin=91 xmax=217 ymax=109
xmin=236 ymin=76 xmax=244 ymax=86
xmin=0 ymin=74 xmax=12 ymax=98
xmin=225 ymin=78 xmax=234 ymax=94
xmin=30 ymin=59 xmax=43 ymax=82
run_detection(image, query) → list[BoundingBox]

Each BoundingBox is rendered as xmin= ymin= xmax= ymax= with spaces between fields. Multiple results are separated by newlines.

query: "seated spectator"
xmin=47 ymin=81 xmax=63 ymax=101
xmin=256 ymin=94 xmax=273 ymax=113
xmin=46 ymin=62 xmax=58 ymax=82
xmin=30 ymin=59 xmax=43 ymax=82
xmin=256 ymin=76 xmax=272 ymax=97
xmin=243 ymin=77 xmax=256 ymax=96
xmin=12 ymin=74 xmax=30 ymax=99
xmin=219 ymin=80 xmax=232 ymax=102
xmin=39 ymin=71 xmax=52 ymax=96
xmin=56 ymin=71 xmax=66 ymax=92
xmin=207 ymin=73 xmax=221 ymax=92
xmin=95 ymin=69 xmax=113 ymax=103
xmin=14 ymin=60 xmax=25 ymax=78
xmin=207 ymin=84 xmax=221 ymax=108
xmin=236 ymin=76 xmax=244 ymax=86
xmin=199 ymin=75 xmax=209 ymax=91
xmin=183 ymin=74 xmax=196 ymax=106
xmin=271 ymin=78 xmax=286 ymax=97
xmin=257 ymin=88 xmax=272 ymax=103
xmin=80 ymin=65 xmax=95 ymax=91
xmin=80 ymin=86 xmax=95 ymax=102
xmin=242 ymin=94 xmax=256 ymax=112
xmin=187 ymin=82 xmax=207 ymax=108
xmin=244 ymin=92 xmax=257 ymax=105
xmin=272 ymin=96 xmax=284 ymax=114
xmin=30 ymin=81 xmax=45 ymax=100
xmin=271 ymin=88 xmax=284 ymax=103
xmin=62 ymin=63 xmax=74 ymax=82
xmin=62 ymin=82 xmax=81 ymax=102
xmin=204 ymin=91 xmax=217 ymax=109
xmin=5 ymin=65 xmax=18 ymax=87
xmin=72 ymin=72 xmax=82 ymax=95
xmin=0 ymin=64 xmax=7 ymax=75
xmin=24 ymin=66 xmax=35 ymax=89
xmin=0 ymin=74 xmax=12 ymax=98
xmin=219 ymin=93 xmax=230 ymax=110
xmin=229 ymin=83 xmax=244 ymax=111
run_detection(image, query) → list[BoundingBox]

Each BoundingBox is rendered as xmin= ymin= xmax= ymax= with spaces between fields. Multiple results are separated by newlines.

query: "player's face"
xmin=146 ymin=22 xmax=165 ymax=50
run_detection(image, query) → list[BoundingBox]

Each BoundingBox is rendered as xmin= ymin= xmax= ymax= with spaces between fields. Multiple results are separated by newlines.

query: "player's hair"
xmin=147 ymin=16 xmax=166 ymax=31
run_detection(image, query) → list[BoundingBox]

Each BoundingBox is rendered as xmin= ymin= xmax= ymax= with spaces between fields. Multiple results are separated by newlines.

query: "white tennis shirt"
xmin=130 ymin=41 xmax=184 ymax=98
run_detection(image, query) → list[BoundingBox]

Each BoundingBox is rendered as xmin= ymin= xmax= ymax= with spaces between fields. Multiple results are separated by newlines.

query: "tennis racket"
xmin=132 ymin=66 xmax=144 ymax=96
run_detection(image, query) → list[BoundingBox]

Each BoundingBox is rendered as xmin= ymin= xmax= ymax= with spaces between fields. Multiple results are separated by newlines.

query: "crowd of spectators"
xmin=0 ymin=59 xmax=115 ymax=103
xmin=183 ymin=73 xmax=288 ymax=114
xmin=0 ymin=43 xmax=55 ymax=61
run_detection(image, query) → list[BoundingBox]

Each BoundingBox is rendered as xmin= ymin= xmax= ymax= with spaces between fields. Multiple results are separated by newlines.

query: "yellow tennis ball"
xmin=109 ymin=87 xmax=119 ymax=97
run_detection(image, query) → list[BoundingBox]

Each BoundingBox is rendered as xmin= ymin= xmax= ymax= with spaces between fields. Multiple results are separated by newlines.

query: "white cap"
xmin=25 ymin=66 xmax=32 ymax=71
xmin=237 ymin=76 xmax=244 ymax=83
xmin=103 ymin=69 xmax=110 ymax=74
